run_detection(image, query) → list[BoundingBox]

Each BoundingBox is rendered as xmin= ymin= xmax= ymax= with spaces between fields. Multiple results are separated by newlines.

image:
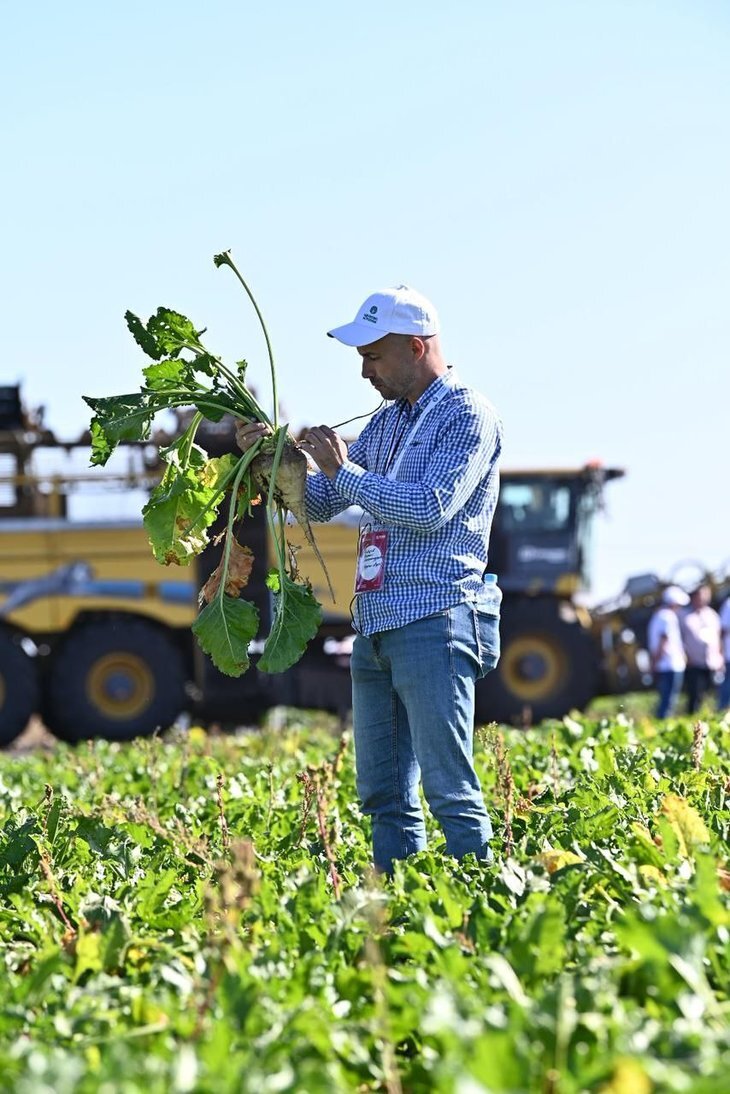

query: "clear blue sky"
xmin=2 ymin=1 xmax=728 ymax=601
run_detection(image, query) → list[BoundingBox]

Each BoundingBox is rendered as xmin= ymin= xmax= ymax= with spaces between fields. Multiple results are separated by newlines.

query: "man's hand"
xmin=299 ymin=425 xmax=348 ymax=480
xmin=235 ymin=420 xmax=272 ymax=452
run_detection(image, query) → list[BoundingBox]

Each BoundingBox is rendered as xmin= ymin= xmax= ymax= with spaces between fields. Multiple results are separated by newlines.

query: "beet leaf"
xmin=258 ymin=570 xmax=322 ymax=674
xmin=192 ymin=594 xmax=260 ymax=677
xmin=85 ymin=252 xmax=335 ymax=682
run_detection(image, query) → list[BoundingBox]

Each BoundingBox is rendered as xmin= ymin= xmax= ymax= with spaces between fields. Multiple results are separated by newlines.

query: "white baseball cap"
xmin=662 ymin=585 xmax=690 ymax=607
xmin=327 ymin=284 xmax=440 ymax=347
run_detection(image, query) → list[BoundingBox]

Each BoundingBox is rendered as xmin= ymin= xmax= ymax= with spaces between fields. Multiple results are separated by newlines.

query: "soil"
xmin=5 ymin=716 xmax=57 ymax=753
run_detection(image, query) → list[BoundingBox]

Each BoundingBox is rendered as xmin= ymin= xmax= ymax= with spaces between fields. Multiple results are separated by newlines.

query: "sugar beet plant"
xmin=84 ymin=253 xmax=330 ymax=678
xmin=2 ymin=710 xmax=730 ymax=1091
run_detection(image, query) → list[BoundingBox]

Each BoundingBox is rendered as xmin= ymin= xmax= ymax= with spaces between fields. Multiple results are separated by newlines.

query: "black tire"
xmin=0 ymin=628 xmax=39 ymax=747
xmin=44 ymin=618 xmax=187 ymax=742
xmin=475 ymin=598 xmax=598 ymax=725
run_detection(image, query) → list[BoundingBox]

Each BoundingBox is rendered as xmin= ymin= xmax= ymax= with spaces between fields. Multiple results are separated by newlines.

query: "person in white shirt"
xmin=680 ymin=583 xmax=724 ymax=714
xmin=718 ymin=595 xmax=730 ymax=711
xmin=647 ymin=585 xmax=689 ymax=718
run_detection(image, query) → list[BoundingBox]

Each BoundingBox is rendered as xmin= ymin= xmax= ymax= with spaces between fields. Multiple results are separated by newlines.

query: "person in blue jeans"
xmin=238 ymin=285 xmax=502 ymax=874
xmin=718 ymin=595 xmax=730 ymax=711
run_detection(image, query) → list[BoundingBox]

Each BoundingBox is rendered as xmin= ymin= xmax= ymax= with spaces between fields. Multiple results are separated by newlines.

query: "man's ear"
xmin=410 ymin=336 xmax=427 ymax=361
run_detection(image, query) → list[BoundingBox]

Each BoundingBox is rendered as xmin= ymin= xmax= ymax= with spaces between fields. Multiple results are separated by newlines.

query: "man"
xmin=647 ymin=585 xmax=689 ymax=718
xmin=680 ymin=583 xmax=723 ymax=714
xmin=238 ymin=285 xmax=502 ymax=874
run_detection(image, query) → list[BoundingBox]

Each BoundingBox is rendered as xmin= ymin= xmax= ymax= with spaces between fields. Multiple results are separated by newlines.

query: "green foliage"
xmin=1 ymin=710 xmax=729 ymax=1091
xmin=258 ymin=570 xmax=323 ymax=674
xmin=84 ymin=256 xmax=331 ymax=681
xmin=191 ymin=594 xmax=260 ymax=677
xmin=143 ymin=448 xmax=239 ymax=565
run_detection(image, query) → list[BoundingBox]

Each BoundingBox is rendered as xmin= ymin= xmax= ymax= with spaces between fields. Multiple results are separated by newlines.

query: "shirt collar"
xmin=407 ymin=367 xmax=456 ymax=418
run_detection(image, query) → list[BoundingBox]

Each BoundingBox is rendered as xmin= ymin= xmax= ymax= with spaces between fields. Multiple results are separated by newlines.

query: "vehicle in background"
xmin=4 ymin=385 xmax=721 ymax=744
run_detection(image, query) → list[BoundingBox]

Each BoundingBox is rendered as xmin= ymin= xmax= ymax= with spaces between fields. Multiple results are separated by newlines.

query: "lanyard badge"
xmin=354 ymin=385 xmax=450 ymax=597
xmin=355 ymin=527 xmax=388 ymax=593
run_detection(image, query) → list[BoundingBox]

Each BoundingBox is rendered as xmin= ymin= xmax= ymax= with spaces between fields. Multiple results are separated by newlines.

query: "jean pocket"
xmin=474 ymin=610 xmax=500 ymax=679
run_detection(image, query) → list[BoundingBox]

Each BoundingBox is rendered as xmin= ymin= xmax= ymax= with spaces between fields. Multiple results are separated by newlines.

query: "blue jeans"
xmin=718 ymin=663 xmax=730 ymax=711
xmin=654 ymin=670 xmax=684 ymax=719
xmin=350 ymin=603 xmax=500 ymax=874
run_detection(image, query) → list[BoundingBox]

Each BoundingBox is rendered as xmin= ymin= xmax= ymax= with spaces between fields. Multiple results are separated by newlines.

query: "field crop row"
xmin=0 ymin=710 xmax=729 ymax=1093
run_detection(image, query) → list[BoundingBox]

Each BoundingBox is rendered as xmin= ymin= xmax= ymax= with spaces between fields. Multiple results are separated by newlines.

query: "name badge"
xmin=355 ymin=529 xmax=388 ymax=593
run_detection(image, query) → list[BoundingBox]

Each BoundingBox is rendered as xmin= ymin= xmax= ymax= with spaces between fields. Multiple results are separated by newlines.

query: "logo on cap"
xmin=362 ymin=305 xmax=379 ymax=324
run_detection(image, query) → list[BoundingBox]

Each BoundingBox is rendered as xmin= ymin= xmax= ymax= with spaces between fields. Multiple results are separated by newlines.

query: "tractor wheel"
xmin=475 ymin=599 xmax=598 ymax=726
xmin=0 ymin=628 xmax=39 ymax=747
xmin=44 ymin=618 xmax=187 ymax=742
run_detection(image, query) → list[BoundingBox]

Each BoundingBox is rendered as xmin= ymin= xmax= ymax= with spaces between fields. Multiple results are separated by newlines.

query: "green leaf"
xmin=193 ymin=390 xmax=239 ymax=422
xmin=126 ymin=307 xmax=205 ymax=360
xmin=192 ymin=594 xmax=260 ymax=676
xmin=147 ymin=308 xmax=203 ymax=357
xmin=84 ymin=391 xmax=168 ymax=466
xmin=125 ymin=310 xmax=163 ymax=360
xmin=143 ymin=454 xmax=238 ymax=565
xmin=258 ymin=571 xmax=322 ymax=674
xmin=0 ymin=817 xmax=39 ymax=871
xmin=88 ymin=417 xmax=114 ymax=465
xmin=142 ymin=358 xmax=193 ymax=390
xmin=191 ymin=352 xmax=218 ymax=378
xmin=79 ymin=894 xmax=132 ymax=972
xmin=45 ymin=796 xmax=62 ymax=845
xmin=74 ymin=816 xmax=117 ymax=855
xmin=74 ymin=930 xmax=102 ymax=981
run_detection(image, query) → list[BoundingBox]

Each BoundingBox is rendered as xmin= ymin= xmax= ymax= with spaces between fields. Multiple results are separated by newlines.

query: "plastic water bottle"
xmin=482 ymin=571 xmax=501 ymax=610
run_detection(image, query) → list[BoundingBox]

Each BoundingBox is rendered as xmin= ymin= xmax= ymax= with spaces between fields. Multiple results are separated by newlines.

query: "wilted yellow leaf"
xmin=637 ymin=864 xmax=667 ymax=887
xmin=600 ymin=1057 xmax=652 ymax=1093
xmin=74 ymin=930 xmax=101 ymax=980
xmin=660 ymin=794 xmax=710 ymax=857
xmin=536 ymin=848 xmax=584 ymax=874
xmin=85 ymin=1046 xmax=102 ymax=1072
xmin=131 ymin=994 xmax=170 ymax=1026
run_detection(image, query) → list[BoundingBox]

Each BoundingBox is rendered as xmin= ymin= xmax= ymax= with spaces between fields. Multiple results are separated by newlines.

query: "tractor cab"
xmin=489 ymin=464 xmax=625 ymax=597
xmin=472 ymin=464 xmax=625 ymax=725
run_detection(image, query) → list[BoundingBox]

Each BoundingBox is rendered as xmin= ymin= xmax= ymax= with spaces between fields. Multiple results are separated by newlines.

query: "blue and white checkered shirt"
xmin=304 ymin=369 xmax=502 ymax=636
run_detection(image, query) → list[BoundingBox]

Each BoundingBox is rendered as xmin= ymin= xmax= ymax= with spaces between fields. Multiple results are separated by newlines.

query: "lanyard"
xmin=379 ymin=403 xmax=410 ymax=476
xmin=386 ymin=384 xmax=450 ymax=480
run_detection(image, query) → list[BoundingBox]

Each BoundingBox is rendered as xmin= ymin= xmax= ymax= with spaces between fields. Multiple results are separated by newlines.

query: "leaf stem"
xmin=194 ymin=351 xmax=271 ymax=425
xmin=214 ymin=252 xmax=279 ymax=430
xmin=180 ymin=411 xmax=204 ymax=466
xmin=264 ymin=428 xmax=290 ymax=578
xmin=217 ymin=443 xmax=264 ymax=595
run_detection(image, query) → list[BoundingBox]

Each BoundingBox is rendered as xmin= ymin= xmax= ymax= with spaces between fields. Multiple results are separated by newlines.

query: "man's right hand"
xmin=235 ymin=420 xmax=272 ymax=452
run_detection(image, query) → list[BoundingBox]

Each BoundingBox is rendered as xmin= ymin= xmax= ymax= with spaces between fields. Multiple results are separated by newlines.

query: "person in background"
xmin=647 ymin=585 xmax=689 ymax=718
xmin=718 ymin=593 xmax=730 ymax=711
xmin=680 ymin=583 xmax=723 ymax=714
xmin=237 ymin=284 xmax=502 ymax=875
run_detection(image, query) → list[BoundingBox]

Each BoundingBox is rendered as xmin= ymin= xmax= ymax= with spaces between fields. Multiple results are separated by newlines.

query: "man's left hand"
xmin=300 ymin=426 xmax=348 ymax=480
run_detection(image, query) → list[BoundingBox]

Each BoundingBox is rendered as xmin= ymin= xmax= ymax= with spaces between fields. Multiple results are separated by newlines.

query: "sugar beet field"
xmin=1 ymin=709 xmax=729 ymax=1094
